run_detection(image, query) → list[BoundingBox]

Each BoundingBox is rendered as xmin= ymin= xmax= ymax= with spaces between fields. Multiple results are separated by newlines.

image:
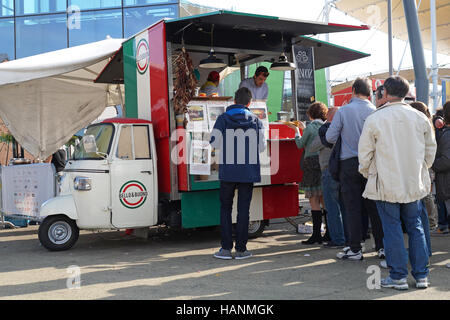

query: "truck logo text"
xmin=119 ymin=180 xmax=148 ymax=209
xmin=136 ymin=38 xmax=149 ymax=75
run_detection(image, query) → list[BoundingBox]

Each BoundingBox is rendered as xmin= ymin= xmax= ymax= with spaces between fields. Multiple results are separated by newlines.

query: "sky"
xmin=184 ymin=0 xmax=450 ymax=88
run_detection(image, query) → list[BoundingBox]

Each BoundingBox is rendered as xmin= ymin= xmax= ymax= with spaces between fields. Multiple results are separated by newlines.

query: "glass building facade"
xmin=0 ymin=0 xmax=179 ymax=60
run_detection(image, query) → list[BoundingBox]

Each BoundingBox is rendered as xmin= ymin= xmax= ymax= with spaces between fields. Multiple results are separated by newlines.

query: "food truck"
xmin=37 ymin=11 xmax=369 ymax=251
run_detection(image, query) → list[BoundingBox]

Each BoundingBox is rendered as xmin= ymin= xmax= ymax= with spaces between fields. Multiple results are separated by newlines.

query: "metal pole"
xmin=430 ymin=0 xmax=438 ymax=112
xmin=403 ymin=0 xmax=429 ymax=105
xmin=324 ymin=0 xmax=332 ymax=106
xmin=388 ymin=0 xmax=393 ymax=75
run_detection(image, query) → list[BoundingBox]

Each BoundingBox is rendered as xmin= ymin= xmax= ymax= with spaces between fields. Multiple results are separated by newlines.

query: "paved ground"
xmin=0 ymin=209 xmax=449 ymax=300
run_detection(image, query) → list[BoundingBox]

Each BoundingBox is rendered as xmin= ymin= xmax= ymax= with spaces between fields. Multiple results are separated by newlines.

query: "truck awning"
xmin=96 ymin=11 xmax=370 ymax=84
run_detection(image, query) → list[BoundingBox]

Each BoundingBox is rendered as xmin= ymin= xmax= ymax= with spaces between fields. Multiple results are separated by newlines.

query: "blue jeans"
xmin=219 ymin=181 xmax=254 ymax=252
xmin=437 ymin=200 xmax=448 ymax=229
xmin=321 ymin=169 xmax=346 ymax=245
xmin=419 ymin=200 xmax=432 ymax=257
xmin=375 ymin=201 xmax=429 ymax=280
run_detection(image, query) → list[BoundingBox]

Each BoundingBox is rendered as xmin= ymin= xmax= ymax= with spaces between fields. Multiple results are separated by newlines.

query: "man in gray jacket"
xmin=325 ymin=78 xmax=384 ymax=261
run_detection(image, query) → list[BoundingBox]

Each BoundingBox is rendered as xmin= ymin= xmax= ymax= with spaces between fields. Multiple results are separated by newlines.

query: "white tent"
xmin=0 ymin=38 xmax=124 ymax=160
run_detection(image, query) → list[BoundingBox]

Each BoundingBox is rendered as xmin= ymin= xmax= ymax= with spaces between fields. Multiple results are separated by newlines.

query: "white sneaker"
xmin=416 ymin=277 xmax=430 ymax=289
xmin=447 ymin=263 xmax=450 ymax=268
xmin=337 ymin=249 xmax=363 ymax=260
xmin=380 ymin=260 xmax=388 ymax=269
xmin=377 ymin=248 xmax=385 ymax=259
xmin=336 ymin=247 xmax=350 ymax=259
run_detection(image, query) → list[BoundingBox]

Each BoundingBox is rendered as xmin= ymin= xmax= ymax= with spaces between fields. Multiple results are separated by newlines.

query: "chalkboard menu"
xmin=293 ymin=45 xmax=315 ymax=121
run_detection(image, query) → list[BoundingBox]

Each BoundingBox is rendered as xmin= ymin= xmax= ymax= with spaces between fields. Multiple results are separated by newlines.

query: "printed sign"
xmin=136 ymin=38 xmax=149 ymax=75
xmin=119 ymin=180 xmax=148 ymax=209
xmin=293 ymin=45 xmax=315 ymax=121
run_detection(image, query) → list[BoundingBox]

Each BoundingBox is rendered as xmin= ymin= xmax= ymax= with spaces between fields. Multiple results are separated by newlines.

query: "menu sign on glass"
xmin=293 ymin=45 xmax=315 ymax=121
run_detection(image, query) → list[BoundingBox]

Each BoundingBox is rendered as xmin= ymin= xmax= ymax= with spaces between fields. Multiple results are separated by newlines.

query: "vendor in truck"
xmin=238 ymin=66 xmax=269 ymax=100
xmin=199 ymin=71 xmax=220 ymax=97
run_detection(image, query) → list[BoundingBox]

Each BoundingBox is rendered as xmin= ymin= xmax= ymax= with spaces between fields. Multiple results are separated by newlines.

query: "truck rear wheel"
xmin=248 ymin=220 xmax=267 ymax=239
xmin=38 ymin=215 xmax=79 ymax=251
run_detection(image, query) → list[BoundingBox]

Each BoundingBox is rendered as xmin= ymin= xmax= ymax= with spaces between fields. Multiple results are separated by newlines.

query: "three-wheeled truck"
xmin=37 ymin=11 xmax=369 ymax=251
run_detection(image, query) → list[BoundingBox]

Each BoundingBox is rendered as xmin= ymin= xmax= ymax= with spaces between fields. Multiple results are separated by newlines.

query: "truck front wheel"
xmin=247 ymin=220 xmax=267 ymax=239
xmin=38 ymin=215 xmax=79 ymax=251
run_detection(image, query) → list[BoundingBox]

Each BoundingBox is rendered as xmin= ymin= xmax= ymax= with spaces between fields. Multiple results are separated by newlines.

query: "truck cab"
xmin=39 ymin=118 xmax=158 ymax=250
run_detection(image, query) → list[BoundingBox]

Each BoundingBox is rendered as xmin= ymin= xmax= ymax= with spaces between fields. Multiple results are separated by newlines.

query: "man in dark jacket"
xmin=432 ymin=101 xmax=450 ymax=235
xmin=210 ymin=87 xmax=266 ymax=260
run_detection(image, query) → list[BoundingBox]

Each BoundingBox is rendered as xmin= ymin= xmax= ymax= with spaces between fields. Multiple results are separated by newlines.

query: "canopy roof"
xmin=335 ymin=0 xmax=450 ymax=55
xmin=0 ymin=38 xmax=124 ymax=159
xmin=331 ymin=67 xmax=450 ymax=93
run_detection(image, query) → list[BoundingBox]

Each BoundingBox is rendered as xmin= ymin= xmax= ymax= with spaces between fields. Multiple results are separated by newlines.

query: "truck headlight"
xmin=74 ymin=177 xmax=92 ymax=191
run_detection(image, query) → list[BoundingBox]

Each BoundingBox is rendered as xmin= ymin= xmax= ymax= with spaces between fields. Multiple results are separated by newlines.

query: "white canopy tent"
xmin=0 ymin=38 xmax=124 ymax=160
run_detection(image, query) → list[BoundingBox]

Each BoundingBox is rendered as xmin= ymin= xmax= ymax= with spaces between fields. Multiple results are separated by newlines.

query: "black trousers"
xmin=219 ymin=181 xmax=254 ymax=252
xmin=339 ymin=157 xmax=384 ymax=252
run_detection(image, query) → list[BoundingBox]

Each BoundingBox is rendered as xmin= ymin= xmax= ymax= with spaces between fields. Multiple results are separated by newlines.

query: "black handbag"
xmin=329 ymin=135 xmax=341 ymax=181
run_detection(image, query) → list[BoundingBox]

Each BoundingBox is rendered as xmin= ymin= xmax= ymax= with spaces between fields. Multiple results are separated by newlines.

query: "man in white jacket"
xmin=358 ymin=76 xmax=437 ymax=290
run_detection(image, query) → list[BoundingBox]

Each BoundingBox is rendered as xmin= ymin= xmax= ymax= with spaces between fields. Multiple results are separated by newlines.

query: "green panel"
xmin=123 ymin=39 xmax=138 ymax=118
xmin=181 ymin=190 xmax=220 ymax=228
xmin=189 ymin=175 xmax=220 ymax=191
xmin=314 ymin=68 xmax=328 ymax=107
xmin=249 ymin=62 xmax=284 ymax=122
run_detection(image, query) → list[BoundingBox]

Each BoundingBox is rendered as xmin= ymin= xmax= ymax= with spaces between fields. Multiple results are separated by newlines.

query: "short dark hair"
xmin=383 ymin=76 xmax=410 ymax=98
xmin=306 ymin=102 xmax=328 ymax=121
xmin=235 ymin=87 xmax=252 ymax=105
xmin=443 ymin=101 xmax=450 ymax=124
xmin=352 ymin=78 xmax=372 ymax=97
xmin=255 ymin=66 xmax=269 ymax=78
xmin=410 ymin=101 xmax=431 ymax=119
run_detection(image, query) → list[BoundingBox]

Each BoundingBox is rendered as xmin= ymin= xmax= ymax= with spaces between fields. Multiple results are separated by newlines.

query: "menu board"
xmin=293 ymin=45 xmax=315 ymax=121
xmin=1 ymin=163 xmax=55 ymax=218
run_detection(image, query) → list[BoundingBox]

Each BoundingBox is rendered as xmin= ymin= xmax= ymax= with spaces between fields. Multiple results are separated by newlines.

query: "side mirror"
xmin=82 ymin=135 xmax=98 ymax=154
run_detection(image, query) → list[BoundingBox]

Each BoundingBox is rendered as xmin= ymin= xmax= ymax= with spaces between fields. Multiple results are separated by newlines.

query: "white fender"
xmin=40 ymin=195 xmax=78 ymax=221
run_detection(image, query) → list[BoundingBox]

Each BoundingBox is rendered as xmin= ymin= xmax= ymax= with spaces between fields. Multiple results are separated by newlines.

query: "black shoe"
xmin=322 ymin=241 xmax=345 ymax=249
xmin=302 ymin=236 xmax=322 ymax=245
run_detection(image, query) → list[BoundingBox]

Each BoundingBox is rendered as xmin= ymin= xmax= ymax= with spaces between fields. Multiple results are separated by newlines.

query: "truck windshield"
xmin=73 ymin=124 xmax=115 ymax=160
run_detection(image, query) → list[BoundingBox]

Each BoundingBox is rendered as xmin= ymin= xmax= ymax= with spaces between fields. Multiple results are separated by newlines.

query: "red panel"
xmin=102 ymin=118 xmax=152 ymax=124
xmin=262 ymin=184 xmax=299 ymax=219
xmin=268 ymin=123 xmax=303 ymax=184
xmin=148 ymin=21 xmax=171 ymax=194
xmin=176 ymin=128 xmax=189 ymax=191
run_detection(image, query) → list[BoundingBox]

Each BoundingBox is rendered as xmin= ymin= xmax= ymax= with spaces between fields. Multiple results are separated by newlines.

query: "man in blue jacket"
xmin=210 ymin=87 xmax=266 ymax=260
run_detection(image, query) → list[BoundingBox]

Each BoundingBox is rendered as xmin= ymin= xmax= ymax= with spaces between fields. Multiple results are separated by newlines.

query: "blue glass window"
xmin=16 ymin=14 xmax=67 ymax=58
xmin=15 ymin=0 xmax=66 ymax=16
xmin=124 ymin=0 xmax=178 ymax=6
xmin=0 ymin=18 xmax=14 ymax=60
xmin=68 ymin=0 xmax=122 ymax=11
xmin=69 ymin=9 xmax=123 ymax=47
xmin=0 ymin=0 xmax=14 ymax=17
xmin=124 ymin=4 xmax=178 ymax=37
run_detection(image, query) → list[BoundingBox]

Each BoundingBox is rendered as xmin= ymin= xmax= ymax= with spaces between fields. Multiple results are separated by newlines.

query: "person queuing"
xmin=358 ymin=76 xmax=436 ymax=290
xmin=310 ymin=106 xmax=348 ymax=248
xmin=431 ymin=101 xmax=450 ymax=237
xmin=431 ymin=107 xmax=449 ymax=235
xmin=325 ymin=78 xmax=384 ymax=261
xmin=209 ymin=87 xmax=266 ymax=260
xmin=287 ymin=102 xmax=329 ymax=245
xmin=239 ymin=66 xmax=269 ymax=100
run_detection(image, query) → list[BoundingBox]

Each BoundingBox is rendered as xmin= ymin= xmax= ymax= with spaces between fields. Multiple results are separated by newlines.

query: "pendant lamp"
xmin=199 ymin=24 xmax=227 ymax=69
xmin=270 ymin=34 xmax=296 ymax=71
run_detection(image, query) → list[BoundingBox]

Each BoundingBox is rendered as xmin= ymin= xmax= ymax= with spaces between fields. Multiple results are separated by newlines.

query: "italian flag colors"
xmin=123 ymin=29 xmax=152 ymax=121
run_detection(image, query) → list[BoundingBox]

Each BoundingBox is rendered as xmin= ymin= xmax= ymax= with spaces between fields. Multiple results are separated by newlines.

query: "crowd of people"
xmin=291 ymin=76 xmax=449 ymax=290
xmin=210 ymin=75 xmax=449 ymax=291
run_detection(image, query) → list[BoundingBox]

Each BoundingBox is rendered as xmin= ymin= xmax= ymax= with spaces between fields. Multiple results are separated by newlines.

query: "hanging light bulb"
xmin=271 ymin=33 xmax=296 ymax=71
xmin=199 ymin=24 xmax=227 ymax=69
